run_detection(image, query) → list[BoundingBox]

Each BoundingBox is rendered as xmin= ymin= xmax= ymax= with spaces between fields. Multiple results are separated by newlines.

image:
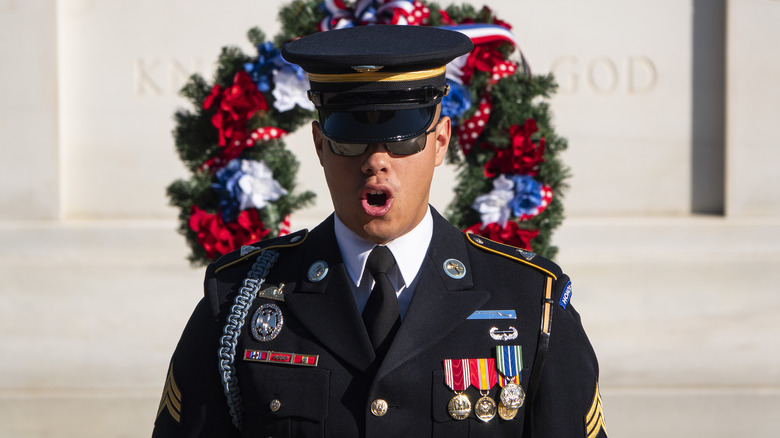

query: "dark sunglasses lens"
xmin=328 ymin=132 xmax=428 ymax=157
xmin=328 ymin=141 xmax=368 ymax=156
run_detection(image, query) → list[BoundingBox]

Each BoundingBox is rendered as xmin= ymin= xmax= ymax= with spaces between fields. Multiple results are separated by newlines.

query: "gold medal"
xmin=474 ymin=394 xmax=497 ymax=422
xmin=499 ymin=382 xmax=525 ymax=409
xmin=448 ymin=392 xmax=471 ymax=420
xmin=497 ymin=400 xmax=518 ymax=420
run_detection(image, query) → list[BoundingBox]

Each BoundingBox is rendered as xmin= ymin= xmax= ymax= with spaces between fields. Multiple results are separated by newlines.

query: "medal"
xmin=447 ymin=393 xmax=472 ymax=420
xmin=495 ymin=345 xmax=525 ymax=409
xmin=469 ymin=358 xmax=498 ymax=422
xmin=443 ymin=359 xmax=471 ymax=420
xmin=497 ymin=400 xmax=518 ymax=420
xmin=474 ymin=395 xmax=497 ymax=422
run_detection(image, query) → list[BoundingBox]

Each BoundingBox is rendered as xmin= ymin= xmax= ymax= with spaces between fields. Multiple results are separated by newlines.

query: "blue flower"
xmin=509 ymin=174 xmax=544 ymax=218
xmin=441 ymin=79 xmax=471 ymax=125
xmin=244 ymin=41 xmax=283 ymax=93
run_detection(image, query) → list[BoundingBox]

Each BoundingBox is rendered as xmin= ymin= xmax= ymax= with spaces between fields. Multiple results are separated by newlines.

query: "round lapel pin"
xmin=443 ymin=259 xmax=466 ymax=279
xmin=307 ymin=260 xmax=328 ymax=282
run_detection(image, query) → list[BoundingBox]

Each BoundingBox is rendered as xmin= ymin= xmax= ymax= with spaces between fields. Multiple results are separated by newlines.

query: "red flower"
xmin=464 ymin=221 xmax=539 ymax=250
xmin=484 ymin=119 xmax=546 ymax=178
xmin=203 ymin=71 xmax=268 ymax=164
xmin=460 ymin=42 xmax=505 ymax=85
xmin=189 ymin=205 xmax=271 ymax=259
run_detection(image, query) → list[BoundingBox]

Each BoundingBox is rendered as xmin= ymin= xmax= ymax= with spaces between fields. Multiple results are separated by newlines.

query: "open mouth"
xmin=366 ymin=190 xmax=388 ymax=207
xmin=362 ymin=188 xmax=393 ymax=217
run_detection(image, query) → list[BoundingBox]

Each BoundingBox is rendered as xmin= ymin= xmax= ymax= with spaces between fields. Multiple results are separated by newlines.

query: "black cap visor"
xmin=319 ymin=106 xmax=437 ymax=145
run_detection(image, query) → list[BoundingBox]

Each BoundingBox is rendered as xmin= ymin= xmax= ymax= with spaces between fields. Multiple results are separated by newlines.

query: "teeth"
xmin=368 ymin=190 xmax=383 ymax=195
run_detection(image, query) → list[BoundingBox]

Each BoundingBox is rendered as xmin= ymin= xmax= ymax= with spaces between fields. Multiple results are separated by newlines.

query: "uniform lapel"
xmin=376 ymin=210 xmax=490 ymax=381
xmin=282 ymin=216 xmax=376 ymax=372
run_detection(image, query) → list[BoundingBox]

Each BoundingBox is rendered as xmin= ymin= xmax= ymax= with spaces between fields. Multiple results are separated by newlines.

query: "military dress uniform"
xmin=153 ymin=209 xmax=606 ymax=437
xmin=154 ymin=24 xmax=606 ymax=437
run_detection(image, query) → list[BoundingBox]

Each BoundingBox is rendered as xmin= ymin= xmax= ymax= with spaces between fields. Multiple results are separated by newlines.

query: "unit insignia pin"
xmin=307 ymin=261 xmax=328 ymax=282
xmin=516 ymin=248 xmax=536 ymax=260
xmin=490 ymin=326 xmax=519 ymax=341
xmin=443 ymin=359 xmax=471 ymax=420
xmin=250 ymin=303 xmax=284 ymax=342
xmin=257 ymin=283 xmax=286 ymax=301
xmin=443 ymin=259 xmax=466 ymax=279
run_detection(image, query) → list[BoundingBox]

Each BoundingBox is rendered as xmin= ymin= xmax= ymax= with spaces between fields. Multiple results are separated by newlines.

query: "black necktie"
xmin=362 ymin=245 xmax=401 ymax=357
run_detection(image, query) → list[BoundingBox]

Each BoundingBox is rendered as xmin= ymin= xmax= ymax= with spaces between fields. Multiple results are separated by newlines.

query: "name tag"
xmin=467 ymin=310 xmax=517 ymax=320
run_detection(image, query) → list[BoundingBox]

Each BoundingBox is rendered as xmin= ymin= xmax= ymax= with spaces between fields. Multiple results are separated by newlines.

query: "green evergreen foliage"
xmin=168 ymin=0 xmax=569 ymax=264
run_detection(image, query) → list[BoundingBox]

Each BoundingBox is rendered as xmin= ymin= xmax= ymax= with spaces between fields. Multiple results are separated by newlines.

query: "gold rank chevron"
xmin=585 ymin=383 xmax=607 ymax=438
xmin=156 ymin=363 xmax=182 ymax=423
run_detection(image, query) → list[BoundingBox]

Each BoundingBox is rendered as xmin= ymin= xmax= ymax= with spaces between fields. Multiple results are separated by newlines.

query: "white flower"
xmin=236 ymin=159 xmax=288 ymax=210
xmin=471 ymin=175 xmax=514 ymax=226
xmin=272 ymin=66 xmax=315 ymax=112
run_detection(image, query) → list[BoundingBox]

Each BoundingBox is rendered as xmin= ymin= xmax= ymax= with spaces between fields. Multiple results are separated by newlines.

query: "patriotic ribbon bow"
xmin=318 ymin=0 xmax=430 ymax=31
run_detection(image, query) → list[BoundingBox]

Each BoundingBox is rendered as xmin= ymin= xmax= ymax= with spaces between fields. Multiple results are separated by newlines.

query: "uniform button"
xmin=270 ymin=399 xmax=281 ymax=412
xmin=370 ymin=399 xmax=388 ymax=417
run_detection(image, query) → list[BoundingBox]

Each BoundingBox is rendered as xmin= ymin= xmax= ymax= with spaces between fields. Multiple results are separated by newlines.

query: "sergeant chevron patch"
xmin=156 ymin=362 xmax=182 ymax=423
xmin=585 ymin=383 xmax=607 ymax=438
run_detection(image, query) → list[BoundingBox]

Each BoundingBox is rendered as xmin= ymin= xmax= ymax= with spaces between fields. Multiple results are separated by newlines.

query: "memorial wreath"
xmin=168 ymin=0 xmax=569 ymax=265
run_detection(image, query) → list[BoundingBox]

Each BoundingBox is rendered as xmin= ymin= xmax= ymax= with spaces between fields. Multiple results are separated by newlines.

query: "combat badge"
xmin=443 ymin=359 xmax=471 ymax=420
xmin=489 ymin=326 xmax=518 ymax=341
xmin=251 ymin=303 xmax=284 ymax=342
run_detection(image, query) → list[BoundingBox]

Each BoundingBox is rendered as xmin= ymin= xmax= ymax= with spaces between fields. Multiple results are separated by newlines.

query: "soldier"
xmin=153 ymin=24 xmax=606 ymax=437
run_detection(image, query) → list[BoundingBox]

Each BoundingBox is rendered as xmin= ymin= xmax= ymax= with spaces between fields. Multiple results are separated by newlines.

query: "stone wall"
xmin=1 ymin=1 xmax=778 ymax=436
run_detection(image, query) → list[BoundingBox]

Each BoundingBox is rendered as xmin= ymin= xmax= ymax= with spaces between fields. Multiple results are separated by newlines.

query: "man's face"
xmin=313 ymin=108 xmax=450 ymax=244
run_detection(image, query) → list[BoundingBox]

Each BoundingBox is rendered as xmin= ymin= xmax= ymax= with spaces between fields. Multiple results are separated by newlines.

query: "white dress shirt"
xmin=333 ymin=207 xmax=434 ymax=319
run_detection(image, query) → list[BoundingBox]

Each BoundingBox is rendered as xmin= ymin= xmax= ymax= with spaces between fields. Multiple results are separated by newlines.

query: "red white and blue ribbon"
xmin=439 ymin=23 xmax=517 ymax=47
xmin=319 ymin=0 xmax=430 ymax=31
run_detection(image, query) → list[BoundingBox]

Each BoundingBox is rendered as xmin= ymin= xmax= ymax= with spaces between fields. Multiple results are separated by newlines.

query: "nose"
xmin=360 ymin=143 xmax=390 ymax=175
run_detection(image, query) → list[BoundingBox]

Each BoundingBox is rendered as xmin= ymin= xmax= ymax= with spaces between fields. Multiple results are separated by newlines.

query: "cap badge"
xmin=307 ymin=260 xmax=329 ymax=282
xmin=351 ymin=65 xmax=384 ymax=72
xmin=251 ymin=303 xmax=284 ymax=342
xmin=443 ymin=259 xmax=466 ymax=279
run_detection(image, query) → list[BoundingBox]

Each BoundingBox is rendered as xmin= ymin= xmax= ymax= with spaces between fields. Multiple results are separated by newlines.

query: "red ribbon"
xmin=443 ymin=359 xmax=471 ymax=391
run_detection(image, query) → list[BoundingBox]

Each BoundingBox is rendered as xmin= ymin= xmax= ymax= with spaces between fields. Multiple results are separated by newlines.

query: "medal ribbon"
xmin=443 ymin=359 xmax=471 ymax=391
xmin=468 ymin=358 xmax=497 ymax=391
xmin=495 ymin=345 xmax=523 ymax=385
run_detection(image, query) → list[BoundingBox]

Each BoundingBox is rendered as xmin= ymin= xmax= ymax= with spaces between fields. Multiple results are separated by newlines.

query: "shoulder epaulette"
xmin=465 ymin=232 xmax=562 ymax=280
xmin=214 ymin=228 xmax=308 ymax=274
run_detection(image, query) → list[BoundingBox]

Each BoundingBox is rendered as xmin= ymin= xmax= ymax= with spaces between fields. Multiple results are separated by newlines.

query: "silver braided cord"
xmin=218 ymin=249 xmax=279 ymax=430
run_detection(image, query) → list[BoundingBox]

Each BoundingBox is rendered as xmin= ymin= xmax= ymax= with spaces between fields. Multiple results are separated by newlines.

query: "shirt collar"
xmin=334 ymin=207 xmax=434 ymax=288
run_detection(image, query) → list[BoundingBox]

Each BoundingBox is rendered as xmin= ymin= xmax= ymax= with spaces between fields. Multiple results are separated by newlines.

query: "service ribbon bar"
xmin=468 ymin=358 xmax=497 ymax=391
xmin=443 ymin=359 xmax=471 ymax=391
xmin=244 ymin=349 xmax=319 ymax=367
xmin=495 ymin=345 xmax=523 ymax=384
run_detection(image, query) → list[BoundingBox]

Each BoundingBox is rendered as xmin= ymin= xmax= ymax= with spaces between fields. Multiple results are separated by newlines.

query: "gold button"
xmin=270 ymin=399 xmax=281 ymax=412
xmin=370 ymin=399 xmax=388 ymax=417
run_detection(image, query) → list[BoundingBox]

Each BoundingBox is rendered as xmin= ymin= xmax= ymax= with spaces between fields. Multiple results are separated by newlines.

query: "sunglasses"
xmin=322 ymin=122 xmax=440 ymax=157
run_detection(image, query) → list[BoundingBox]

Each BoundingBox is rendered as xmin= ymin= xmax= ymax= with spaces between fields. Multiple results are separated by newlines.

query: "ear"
xmin=433 ymin=115 xmax=451 ymax=167
xmin=312 ymin=120 xmax=325 ymax=166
